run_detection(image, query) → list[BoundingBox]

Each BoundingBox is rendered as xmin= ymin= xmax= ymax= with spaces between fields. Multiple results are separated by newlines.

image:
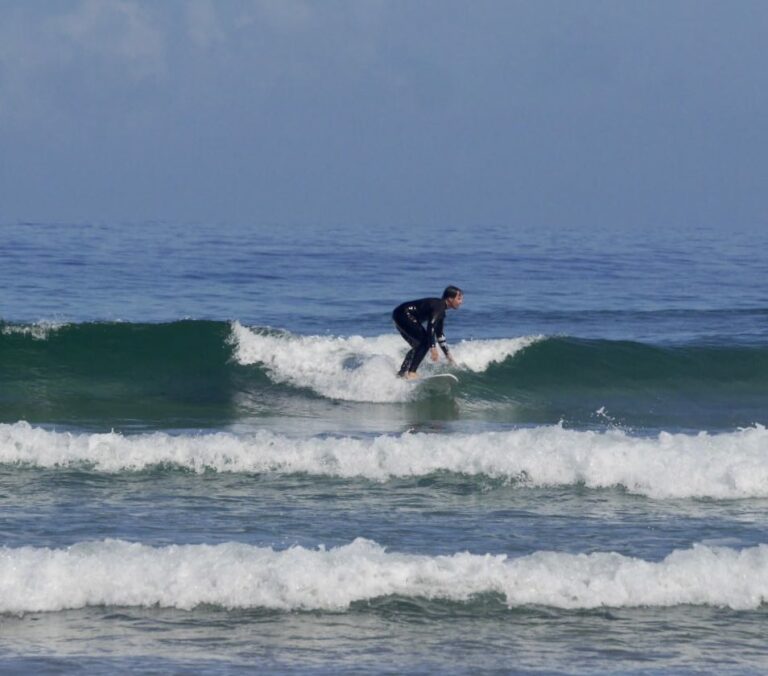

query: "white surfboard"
xmin=411 ymin=373 xmax=459 ymax=395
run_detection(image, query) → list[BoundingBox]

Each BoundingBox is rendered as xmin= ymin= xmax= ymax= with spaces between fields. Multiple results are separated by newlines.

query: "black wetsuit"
xmin=392 ymin=297 xmax=451 ymax=375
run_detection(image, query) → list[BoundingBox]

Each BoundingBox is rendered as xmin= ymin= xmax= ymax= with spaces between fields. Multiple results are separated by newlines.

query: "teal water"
xmin=3 ymin=320 xmax=768 ymax=431
xmin=2 ymin=221 xmax=768 ymax=673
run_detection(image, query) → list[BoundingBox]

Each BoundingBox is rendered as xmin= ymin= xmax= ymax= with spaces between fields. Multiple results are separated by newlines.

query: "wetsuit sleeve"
xmin=427 ymin=303 xmax=449 ymax=353
xmin=434 ymin=315 xmax=451 ymax=355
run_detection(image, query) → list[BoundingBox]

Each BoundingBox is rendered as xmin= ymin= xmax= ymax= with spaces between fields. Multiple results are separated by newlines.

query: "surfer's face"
xmin=447 ymin=293 xmax=463 ymax=309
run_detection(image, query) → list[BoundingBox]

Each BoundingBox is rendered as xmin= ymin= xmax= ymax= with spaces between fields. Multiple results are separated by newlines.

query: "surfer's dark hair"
xmin=442 ymin=285 xmax=462 ymax=300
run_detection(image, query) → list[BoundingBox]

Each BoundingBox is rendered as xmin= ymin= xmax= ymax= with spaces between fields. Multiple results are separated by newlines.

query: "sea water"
xmin=1 ymin=220 xmax=768 ymax=673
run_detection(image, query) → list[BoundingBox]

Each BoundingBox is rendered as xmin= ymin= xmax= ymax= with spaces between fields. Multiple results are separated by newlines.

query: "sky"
xmin=1 ymin=0 xmax=767 ymax=229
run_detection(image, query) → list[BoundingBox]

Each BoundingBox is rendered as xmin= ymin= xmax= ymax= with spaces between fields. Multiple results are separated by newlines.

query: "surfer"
xmin=392 ymin=286 xmax=463 ymax=379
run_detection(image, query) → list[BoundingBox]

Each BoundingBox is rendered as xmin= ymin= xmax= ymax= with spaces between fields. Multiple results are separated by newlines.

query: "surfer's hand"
xmin=430 ymin=347 xmax=439 ymax=362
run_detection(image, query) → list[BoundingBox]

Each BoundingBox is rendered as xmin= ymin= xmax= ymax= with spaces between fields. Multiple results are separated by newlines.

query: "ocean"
xmin=1 ymin=220 xmax=768 ymax=673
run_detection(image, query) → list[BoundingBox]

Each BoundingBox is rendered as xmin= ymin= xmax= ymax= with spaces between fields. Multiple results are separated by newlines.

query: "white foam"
xmin=4 ymin=422 xmax=768 ymax=499
xmin=2 ymin=538 xmax=767 ymax=613
xmin=229 ymin=322 xmax=540 ymax=402
xmin=450 ymin=335 xmax=543 ymax=371
xmin=1 ymin=320 xmax=67 ymax=340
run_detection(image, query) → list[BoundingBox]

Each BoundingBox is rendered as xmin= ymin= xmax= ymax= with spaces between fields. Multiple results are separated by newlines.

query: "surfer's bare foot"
xmin=404 ymin=372 xmax=419 ymax=380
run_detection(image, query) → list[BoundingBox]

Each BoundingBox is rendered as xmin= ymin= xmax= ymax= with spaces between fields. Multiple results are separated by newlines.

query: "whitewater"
xmin=3 ymin=538 xmax=767 ymax=614
xmin=3 ymin=422 xmax=768 ymax=500
xmin=229 ymin=321 xmax=542 ymax=402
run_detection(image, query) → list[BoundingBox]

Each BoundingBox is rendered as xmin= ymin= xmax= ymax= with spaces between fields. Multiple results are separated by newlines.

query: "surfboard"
xmin=411 ymin=373 xmax=459 ymax=395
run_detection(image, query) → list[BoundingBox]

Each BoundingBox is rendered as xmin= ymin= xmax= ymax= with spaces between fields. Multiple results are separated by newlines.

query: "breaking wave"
xmin=3 ymin=319 xmax=768 ymax=428
xmin=2 ymin=538 xmax=767 ymax=614
xmin=3 ymin=422 xmax=768 ymax=499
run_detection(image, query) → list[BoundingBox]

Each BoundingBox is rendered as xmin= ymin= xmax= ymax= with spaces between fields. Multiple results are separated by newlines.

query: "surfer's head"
xmin=442 ymin=285 xmax=463 ymax=309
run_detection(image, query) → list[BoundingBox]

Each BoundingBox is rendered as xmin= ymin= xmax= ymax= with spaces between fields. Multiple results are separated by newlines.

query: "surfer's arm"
xmin=430 ymin=309 xmax=454 ymax=363
xmin=437 ymin=336 xmax=456 ymax=364
xmin=434 ymin=325 xmax=455 ymax=364
xmin=428 ymin=309 xmax=446 ymax=346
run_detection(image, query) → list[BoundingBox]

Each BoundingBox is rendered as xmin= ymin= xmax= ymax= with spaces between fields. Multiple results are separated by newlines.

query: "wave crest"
xmin=4 ymin=422 xmax=768 ymax=499
xmin=230 ymin=321 xmax=540 ymax=401
xmin=2 ymin=538 xmax=767 ymax=613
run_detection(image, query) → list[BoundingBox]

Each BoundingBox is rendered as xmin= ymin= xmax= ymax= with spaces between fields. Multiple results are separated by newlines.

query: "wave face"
xmin=2 ymin=538 xmax=767 ymax=614
xmin=4 ymin=421 xmax=768 ymax=499
xmin=0 ymin=320 xmax=240 ymax=427
xmin=3 ymin=320 xmax=768 ymax=430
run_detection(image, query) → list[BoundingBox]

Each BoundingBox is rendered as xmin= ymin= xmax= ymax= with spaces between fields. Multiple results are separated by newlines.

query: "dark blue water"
xmin=2 ymin=220 xmax=768 ymax=674
xmin=5 ymin=221 xmax=766 ymax=339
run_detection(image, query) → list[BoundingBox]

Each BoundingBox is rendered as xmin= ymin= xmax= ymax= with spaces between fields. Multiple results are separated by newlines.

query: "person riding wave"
xmin=392 ymin=286 xmax=463 ymax=379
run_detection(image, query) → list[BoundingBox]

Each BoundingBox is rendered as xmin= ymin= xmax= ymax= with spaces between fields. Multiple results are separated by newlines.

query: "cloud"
xmin=186 ymin=0 xmax=226 ymax=48
xmin=0 ymin=0 xmax=168 ymax=125
xmin=235 ymin=0 xmax=315 ymax=32
xmin=53 ymin=0 xmax=167 ymax=81
xmin=0 ymin=8 xmax=58 ymax=122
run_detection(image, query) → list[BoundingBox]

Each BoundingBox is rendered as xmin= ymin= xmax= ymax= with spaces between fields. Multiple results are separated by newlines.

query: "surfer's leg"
xmin=407 ymin=339 xmax=430 ymax=374
xmin=396 ymin=325 xmax=419 ymax=375
xmin=394 ymin=319 xmax=427 ymax=376
xmin=398 ymin=347 xmax=415 ymax=375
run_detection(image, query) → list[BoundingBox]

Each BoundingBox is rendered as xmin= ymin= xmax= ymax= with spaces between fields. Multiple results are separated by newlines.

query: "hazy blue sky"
xmin=1 ymin=0 xmax=766 ymax=229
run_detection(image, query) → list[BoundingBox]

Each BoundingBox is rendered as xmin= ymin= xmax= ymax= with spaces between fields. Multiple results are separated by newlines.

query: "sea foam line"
xmin=3 ymin=422 xmax=768 ymax=499
xmin=229 ymin=322 xmax=540 ymax=402
xmin=1 ymin=539 xmax=768 ymax=614
xmin=0 ymin=320 xmax=68 ymax=340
